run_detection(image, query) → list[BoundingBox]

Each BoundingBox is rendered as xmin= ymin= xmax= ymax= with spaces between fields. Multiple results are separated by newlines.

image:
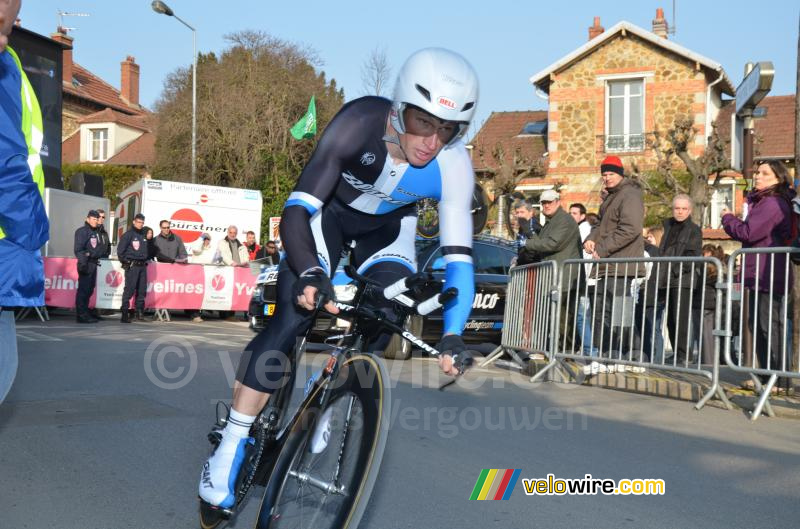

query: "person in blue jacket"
xmin=0 ymin=0 xmax=50 ymax=403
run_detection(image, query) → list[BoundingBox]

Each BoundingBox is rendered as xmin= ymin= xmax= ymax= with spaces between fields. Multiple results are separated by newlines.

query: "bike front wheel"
xmin=255 ymin=353 xmax=391 ymax=529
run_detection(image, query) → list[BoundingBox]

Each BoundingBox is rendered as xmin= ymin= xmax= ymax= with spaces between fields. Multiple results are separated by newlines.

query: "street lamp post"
xmin=151 ymin=0 xmax=197 ymax=184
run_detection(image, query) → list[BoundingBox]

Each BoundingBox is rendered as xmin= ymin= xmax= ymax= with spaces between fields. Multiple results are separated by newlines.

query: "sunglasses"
xmin=402 ymin=105 xmax=464 ymax=144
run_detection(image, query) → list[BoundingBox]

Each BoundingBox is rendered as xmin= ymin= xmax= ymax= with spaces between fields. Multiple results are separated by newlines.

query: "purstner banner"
xmin=44 ymin=258 xmax=258 ymax=311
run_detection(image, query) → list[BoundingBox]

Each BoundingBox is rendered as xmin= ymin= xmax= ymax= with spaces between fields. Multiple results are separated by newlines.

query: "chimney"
xmin=50 ymin=27 xmax=73 ymax=85
xmin=120 ymin=56 xmax=140 ymax=107
xmin=652 ymin=7 xmax=669 ymax=39
xmin=588 ymin=17 xmax=604 ymax=41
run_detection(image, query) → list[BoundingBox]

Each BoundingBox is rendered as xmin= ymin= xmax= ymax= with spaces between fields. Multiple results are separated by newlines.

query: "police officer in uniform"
xmin=90 ymin=209 xmax=111 ymax=320
xmin=117 ymin=213 xmax=150 ymax=323
xmin=73 ymin=210 xmax=107 ymax=323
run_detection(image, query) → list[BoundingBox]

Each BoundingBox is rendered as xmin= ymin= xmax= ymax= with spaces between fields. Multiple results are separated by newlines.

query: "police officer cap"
xmin=87 ymin=210 xmax=100 ymax=218
xmin=134 ymin=213 xmax=146 ymax=221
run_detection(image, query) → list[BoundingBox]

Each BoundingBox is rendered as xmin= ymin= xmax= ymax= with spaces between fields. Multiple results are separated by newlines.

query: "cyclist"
xmin=199 ymin=47 xmax=479 ymax=508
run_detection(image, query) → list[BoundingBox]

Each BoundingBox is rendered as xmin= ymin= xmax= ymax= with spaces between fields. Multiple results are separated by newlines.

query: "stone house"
xmin=472 ymin=9 xmax=763 ymax=234
xmin=528 ymin=10 xmax=736 ymax=212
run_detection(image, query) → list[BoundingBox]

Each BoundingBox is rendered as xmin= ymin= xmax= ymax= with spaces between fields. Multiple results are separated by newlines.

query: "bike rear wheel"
xmin=254 ymin=353 xmax=391 ymax=529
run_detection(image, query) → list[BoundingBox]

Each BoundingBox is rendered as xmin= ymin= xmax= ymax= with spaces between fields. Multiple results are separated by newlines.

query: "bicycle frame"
xmin=204 ymin=270 xmax=443 ymax=524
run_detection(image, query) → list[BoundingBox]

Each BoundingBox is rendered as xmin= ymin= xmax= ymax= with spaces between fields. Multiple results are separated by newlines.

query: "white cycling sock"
xmin=224 ymin=408 xmax=256 ymax=439
xmin=199 ymin=409 xmax=256 ymax=508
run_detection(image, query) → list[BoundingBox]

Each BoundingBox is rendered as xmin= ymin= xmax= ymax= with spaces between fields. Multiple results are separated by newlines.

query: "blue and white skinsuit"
xmin=236 ymin=96 xmax=476 ymax=392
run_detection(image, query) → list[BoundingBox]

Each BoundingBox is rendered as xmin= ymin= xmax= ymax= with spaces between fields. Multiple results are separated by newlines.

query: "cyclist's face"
xmin=400 ymin=106 xmax=460 ymax=166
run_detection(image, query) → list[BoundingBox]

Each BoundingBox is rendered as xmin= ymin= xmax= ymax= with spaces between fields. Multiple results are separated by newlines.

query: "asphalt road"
xmin=2 ymin=314 xmax=799 ymax=529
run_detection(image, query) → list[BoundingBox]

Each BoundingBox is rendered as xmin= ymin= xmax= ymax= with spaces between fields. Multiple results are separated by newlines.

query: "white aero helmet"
xmin=391 ymin=47 xmax=479 ymax=146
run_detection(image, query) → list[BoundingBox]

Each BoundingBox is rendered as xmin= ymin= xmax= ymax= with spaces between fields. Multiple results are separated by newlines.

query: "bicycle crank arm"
xmin=288 ymin=470 xmax=348 ymax=496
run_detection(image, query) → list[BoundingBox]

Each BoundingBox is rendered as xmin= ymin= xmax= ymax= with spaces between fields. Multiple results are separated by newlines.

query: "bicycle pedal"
xmin=199 ymin=498 xmax=233 ymax=520
xmin=207 ymin=429 xmax=222 ymax=447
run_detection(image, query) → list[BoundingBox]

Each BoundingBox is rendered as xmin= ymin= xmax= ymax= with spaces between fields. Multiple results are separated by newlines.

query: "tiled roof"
xmin=64 ymin=62 xmax=145 ymax=116
xmin=469 ymin=111 xmax=548 ymax=172
xmin=105 ymin=132 xmax=155 ymax=167
xmin=530 ymin=21 xmax=735 ymax=95
xmin=62 ymin=130 xmax=80 ymax=164
xmin=78 ymin=108 xmax=150 ymax=131
xmin=714 ymin=95 xmax=795 ymax=162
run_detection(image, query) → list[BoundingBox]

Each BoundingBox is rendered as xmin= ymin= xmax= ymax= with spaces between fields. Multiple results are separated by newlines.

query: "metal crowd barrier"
xmin=552 ymin=256 xmax=730 ymax=410
xmin=723 ymin=247 xmax=800 ymax=420
xmin=480 ymin=260 xmax=559 ymax=380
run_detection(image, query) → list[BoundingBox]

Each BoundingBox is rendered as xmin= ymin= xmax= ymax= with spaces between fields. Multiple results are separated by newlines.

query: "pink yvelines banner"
xmin=44 ymin=258 xmax=258 ymax=311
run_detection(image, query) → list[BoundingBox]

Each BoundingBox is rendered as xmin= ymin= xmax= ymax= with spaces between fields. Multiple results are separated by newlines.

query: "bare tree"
xmin=476 ymin=143 xmax=545 ymax=237
xmin=360 ymin=46 xmax=392 ymax=97
xmin=641 ymin=115 xmax=730 ymax=224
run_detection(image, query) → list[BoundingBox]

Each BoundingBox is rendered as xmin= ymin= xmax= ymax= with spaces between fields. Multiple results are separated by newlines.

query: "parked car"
xmin=248 ymin=234 xmax=518 ymax=359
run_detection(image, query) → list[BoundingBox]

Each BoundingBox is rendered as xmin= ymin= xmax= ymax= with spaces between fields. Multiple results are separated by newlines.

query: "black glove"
xmin=436 ymin=334 xmax=474 ymax=374
xmin=292 ymin=268 xmax=336 ymax=307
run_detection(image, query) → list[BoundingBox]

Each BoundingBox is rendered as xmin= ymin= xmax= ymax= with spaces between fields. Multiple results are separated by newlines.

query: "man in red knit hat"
xmin=583 ymin=156 xmax=644 ymax=362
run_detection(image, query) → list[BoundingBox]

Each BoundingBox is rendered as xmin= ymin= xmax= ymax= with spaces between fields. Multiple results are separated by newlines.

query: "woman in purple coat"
xmin=721 ymin=161 xmax=794 ymax=384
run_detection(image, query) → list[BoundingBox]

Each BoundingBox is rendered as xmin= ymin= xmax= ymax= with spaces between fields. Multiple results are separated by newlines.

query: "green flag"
xmin=290 ymin=96 xmax=317 ymax=140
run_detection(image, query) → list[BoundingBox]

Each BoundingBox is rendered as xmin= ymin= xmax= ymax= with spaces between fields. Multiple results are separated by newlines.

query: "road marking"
xmin=16 ymin=331 xmax=63 ymax=342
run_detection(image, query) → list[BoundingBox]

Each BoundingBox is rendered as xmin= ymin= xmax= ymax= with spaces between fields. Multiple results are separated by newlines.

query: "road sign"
xmin=735 ymin=61 xmax=774 ymax=115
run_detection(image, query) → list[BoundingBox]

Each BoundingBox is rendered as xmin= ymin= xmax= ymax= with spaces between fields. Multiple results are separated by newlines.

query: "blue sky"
xmin=21 ymin=0 xmax=800 ymax=138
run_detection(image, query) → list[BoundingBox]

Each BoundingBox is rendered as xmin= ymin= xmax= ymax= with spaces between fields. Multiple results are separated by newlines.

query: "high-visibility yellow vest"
xmin=0 ymin=46 xmax=45 ymax=240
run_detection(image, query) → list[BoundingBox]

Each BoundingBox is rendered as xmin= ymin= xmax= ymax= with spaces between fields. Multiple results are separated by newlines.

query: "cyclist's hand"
xmin=436 ymin=334 xmax=473 ymax=376
xmin=293 ymin=269 xmax=339 ymax=314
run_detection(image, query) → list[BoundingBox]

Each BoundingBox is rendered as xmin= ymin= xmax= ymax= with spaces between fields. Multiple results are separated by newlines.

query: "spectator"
xmin=154 ymin=220 xmax=189 ymax=263
xmin=155 ymin=219 xmax=202 ymax=322
xmin=255 ymin=239 xmax=281 ymax=265
xmin=244 ymin=231 xmax=260 ymax=260
xmin=73 ymin=210 xmax=106 ymax=323
xmin=634 ymin=226 xmax=665 ymax=365
xmin=586 ymin=212 xmax=600 ymax=228
xmin=520 ymin=190 xmax=581 ymax=273
xmin=520 ymin=190 xmax=582 ymax=352
xmin=191 ymin=233 xmax=217 ymax=264
xmin=217 ymin=226 xmax=247 ymax=321
xmin=143 ymin=227 xmax=158 ymax=260
xmin=570 ymin=203 xmax=599 ymax=360
xmin=584 ymin=156 xmax=645 ymax=357
xmin=697 ymin=244 xmax=723 ymax=365
xmin=117 ymin=213 xmax=151 ymax=323
xmin=659 ymin=194 xmax=703 ymax=364
xmin=96 ymin=209 xmax=111 ymax=258
xmin=218 ymin=225 xmax=249 ymax=266
xmin=722 ymin=160 xmax=795 ymax=391
xmin=1 ymin=0 xmax=50 ymax=404
xmin=513 ymin=199 xmax=542 ymax=241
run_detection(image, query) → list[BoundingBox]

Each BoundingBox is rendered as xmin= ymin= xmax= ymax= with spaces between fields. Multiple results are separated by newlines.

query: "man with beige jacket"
xmin=217 ymin=225 xmax=249 ymax=266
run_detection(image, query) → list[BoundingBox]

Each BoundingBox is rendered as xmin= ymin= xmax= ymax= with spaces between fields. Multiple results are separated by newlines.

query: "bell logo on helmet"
xmin=437 ymin=96 xmax=456 ymax=110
